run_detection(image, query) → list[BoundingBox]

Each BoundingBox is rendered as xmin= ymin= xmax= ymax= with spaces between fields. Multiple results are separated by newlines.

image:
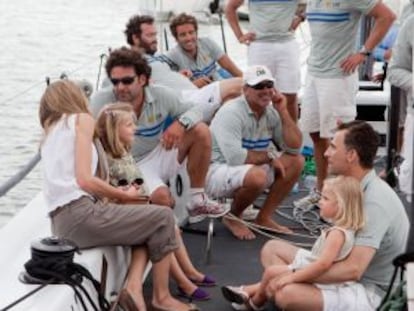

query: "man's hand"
xmin=271 ymin=88 xmax=288 ymax=113
xmin=340 ymin=53 xmax=366 ymax=74
xmin=161 ymin=120 xmax=185 ymax=150
xmin=238 ymin=32 xmax=256 ymax=45
xmin=192 ymin=76 xmax=213 ymax=88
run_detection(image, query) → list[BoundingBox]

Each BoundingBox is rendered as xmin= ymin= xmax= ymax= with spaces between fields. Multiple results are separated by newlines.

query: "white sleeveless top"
xmin=311 ymin=227 xmax=355 ymax=262
xmin=41 ymin=114 xmax=98 ymax=213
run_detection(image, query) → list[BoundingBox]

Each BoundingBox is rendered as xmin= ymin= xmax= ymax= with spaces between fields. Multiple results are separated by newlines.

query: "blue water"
xmin=0 ymin=0 xmax=310 ymax=228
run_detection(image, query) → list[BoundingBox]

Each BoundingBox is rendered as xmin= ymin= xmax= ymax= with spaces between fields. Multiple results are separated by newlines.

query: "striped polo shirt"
xmin=306 ymin=0 xmax=377 ymax=78
xmin=210 ymin=95 xmax=300 ymax=166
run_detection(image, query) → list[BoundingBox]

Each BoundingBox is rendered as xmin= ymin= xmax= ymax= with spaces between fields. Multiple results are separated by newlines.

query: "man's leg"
xmin=178 ymin=123 xmax=228 ymax=218
xmin=223 ymin=166 xmax=269 ymax=240
xmin=310 ymin=132 xmax=329 ymax=192
xmin=255 ymin=154 xmax=303 ymax=232
xmin=178 ymin=123 xmax=211 ymax=187
xmin=218 ymin=77 xmax=243 ymax=102
xmin=271 ymin=283 xmax=323 ymax=311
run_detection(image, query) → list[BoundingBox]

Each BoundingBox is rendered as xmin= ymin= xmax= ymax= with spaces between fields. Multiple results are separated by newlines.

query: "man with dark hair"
xmin=237 ymin=120 xmax=409 ymax=311
xmin=124 ymin=14 xmax=242 ymax=118
xmin=166 ymin=13 xmax=242 ymax=87
xmin=90 ymin=47 xmax=229 ymax=220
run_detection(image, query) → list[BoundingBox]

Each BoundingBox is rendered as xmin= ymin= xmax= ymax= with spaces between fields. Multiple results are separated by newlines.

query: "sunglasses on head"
xmin=110 ymin=76 xmax=136 ymax=86
xmin=248 ymin=80 xmax=274 ymax=90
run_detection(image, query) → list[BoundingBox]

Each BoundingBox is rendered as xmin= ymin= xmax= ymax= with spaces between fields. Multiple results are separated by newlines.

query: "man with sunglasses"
xmin=205 ymin=65 xmax=303 ymax=240
xmin=90 ymin=47 xmax=229 ymax=221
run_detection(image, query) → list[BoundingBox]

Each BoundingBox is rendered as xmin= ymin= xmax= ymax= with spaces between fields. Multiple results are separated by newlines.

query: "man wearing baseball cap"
xmin=206 ymin=65 xmax=303 ymax=240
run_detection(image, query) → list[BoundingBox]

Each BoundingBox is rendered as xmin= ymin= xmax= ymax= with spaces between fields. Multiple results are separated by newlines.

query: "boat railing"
xmin=0 ymin=153 xmax=41 ymax=198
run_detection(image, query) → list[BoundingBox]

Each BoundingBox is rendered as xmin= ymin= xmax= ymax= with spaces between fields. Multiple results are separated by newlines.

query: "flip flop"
xmin=189 ymin=275 xmax=216 ymax=287
xmin=177 ymin=286 xmax=210 ymax=301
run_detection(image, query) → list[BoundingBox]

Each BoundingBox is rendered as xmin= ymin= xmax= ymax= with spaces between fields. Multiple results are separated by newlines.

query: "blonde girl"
xmin=96 ymin=102 xmax=215 ymax=302
xmin=96 ymin=103 xmax=149 ymax=198
xmin=222 ymin=175 xmax=364 ymax=311
xmin=39 ymin=80 xmax=199 ymax=311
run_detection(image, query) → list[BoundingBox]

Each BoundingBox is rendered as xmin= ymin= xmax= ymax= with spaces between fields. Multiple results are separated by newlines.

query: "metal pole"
xmin=0 ymin=153 xmax=41 ymax=197
xmin=385 ymin=85 xmax=401 ymax=187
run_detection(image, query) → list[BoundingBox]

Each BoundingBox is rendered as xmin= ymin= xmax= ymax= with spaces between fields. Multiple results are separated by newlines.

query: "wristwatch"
xmin=178 ymin=115 xmax=192 ymax=130
xmin=359 ymin=45 xmax=372 ymax=57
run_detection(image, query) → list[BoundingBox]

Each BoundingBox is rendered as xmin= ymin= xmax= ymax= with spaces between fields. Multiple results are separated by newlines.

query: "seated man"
xmin=167 ymin=13 xmax=242 ymax=87
xmin=206 ymin=65 xmax=303 ymax=240
xmin=124 ymin=14 xmax=242 ymax=118
xmin=90 ymin=47 xmax=229 ymax=220
xmin=260 ymin=121 xmax=409 ymax=311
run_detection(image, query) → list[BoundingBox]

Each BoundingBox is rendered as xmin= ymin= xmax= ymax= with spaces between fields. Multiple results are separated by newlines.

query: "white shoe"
xmin=241 ymin=205 xmax=259 ymax=221
xmin=293 ymin=189 xmax=321 ymax=209
xmin=187 ymin=194 xmax=230 ymax=224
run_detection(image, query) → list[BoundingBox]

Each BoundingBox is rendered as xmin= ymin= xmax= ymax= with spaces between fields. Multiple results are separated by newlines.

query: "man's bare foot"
xmin=254 ymin=218 xmax=292 ymax=234
xmin=223 ymin=216 xmax=256 ymax=240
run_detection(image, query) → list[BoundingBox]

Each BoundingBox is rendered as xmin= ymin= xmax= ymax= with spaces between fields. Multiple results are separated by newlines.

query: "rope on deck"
xmin=0 ymin=152 xmax=40 ymax=198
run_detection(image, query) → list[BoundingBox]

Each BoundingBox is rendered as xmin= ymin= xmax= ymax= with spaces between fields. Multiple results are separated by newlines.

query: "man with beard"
xmin=90 ymin=47 xmax=229 ymax=221
xmin=123 ymin=14 xmax=243 ymax=120
xmin=205 ymin=65 xmax=303 ymax=240
xmin=166 ymin=13 xmax=242 ymax=85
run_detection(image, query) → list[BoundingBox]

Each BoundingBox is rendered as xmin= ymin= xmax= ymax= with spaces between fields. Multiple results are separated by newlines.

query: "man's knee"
xmin=285 ymin=154 xmax=304 ymax=177
xmin=220 ymin=77 xmax=242 ymax=101
xmin=150 ymin=187 xmax=174 ymax=207
xmin=187 ymin=123 xmax=211 ymax=147
xmin=244 ymin=166 xmax=268 ymax=191
xmin=273 ymin=285 xmax=297 ymax=309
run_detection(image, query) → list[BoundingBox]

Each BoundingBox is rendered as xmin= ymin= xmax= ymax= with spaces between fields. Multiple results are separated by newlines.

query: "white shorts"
xmin=182 ymin=81 xmax=221 ymax=120
xmin=289 ymin=249 xmax=382 ymax=311
xmin=248 ymin=39 xmax=301 ymax=94
xmin=205 ymin=163 xmax=274 ymax=198
xmin=300 ymin=72 xmax=358 ymax=138
xmin=138 ymin=144 xmax=186 ymax=194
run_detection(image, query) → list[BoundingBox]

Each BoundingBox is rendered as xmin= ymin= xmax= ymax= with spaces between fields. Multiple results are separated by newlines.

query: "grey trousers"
xmin=50 ymin=196 xmax=178 ymax=262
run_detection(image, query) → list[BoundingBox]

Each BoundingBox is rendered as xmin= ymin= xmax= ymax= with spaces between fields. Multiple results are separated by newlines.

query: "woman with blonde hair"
xmin=222 ymin=175 xmax=365 ymax=311
xmin=39 ymin=80 xmax=199 ymax=311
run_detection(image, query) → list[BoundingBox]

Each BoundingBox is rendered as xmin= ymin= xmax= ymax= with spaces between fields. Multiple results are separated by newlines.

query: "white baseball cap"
xmin=243 ymin=65 xmax=274 ymax=86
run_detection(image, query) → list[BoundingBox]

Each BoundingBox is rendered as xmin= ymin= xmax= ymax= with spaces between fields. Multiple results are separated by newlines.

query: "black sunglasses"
xmin=248 ymin=81 xmax=274 ymax=90
xmin=110 ymin=76 xmax=136 ymax=86
xmin=118 ymin=178 xmax=144 ymax=187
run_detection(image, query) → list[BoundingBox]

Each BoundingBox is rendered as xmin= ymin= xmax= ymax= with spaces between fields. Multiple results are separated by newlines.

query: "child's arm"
xmin=274 ymin=229 xmax=346 ymax=289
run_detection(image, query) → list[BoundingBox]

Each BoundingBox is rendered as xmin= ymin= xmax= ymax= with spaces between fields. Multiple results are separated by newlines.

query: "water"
xmin=0 ymin=0 xmax=310 ymax=228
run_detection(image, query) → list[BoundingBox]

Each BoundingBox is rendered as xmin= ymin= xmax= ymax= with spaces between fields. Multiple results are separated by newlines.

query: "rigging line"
xmin=0 ymin=153 xmax=41 ymax=198
xmin=0 ymin=53 xmax=101 ymax=107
